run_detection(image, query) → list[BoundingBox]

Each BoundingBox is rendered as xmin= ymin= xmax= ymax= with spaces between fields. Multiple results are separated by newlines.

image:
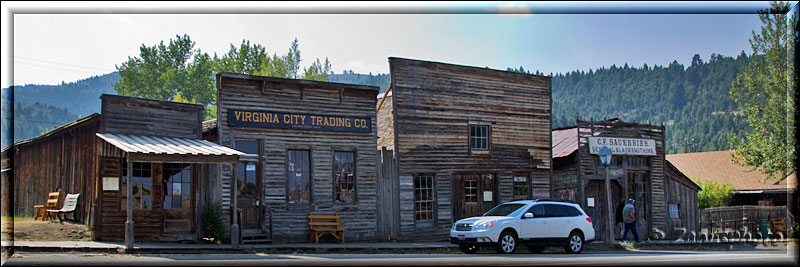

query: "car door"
xmin=519 ymin=204 xmax=549 ymax=240
xmin=544 ymin=204 xmax=570 ymax=238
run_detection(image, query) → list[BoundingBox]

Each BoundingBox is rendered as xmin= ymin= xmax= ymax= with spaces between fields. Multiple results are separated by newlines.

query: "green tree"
xmin=695 ymin=179 xmax=734 ymax=209
xmin=729 ymin=1 xmax=796 ymax=182
xmin=114 ymin=34 xmax=215 ymax=106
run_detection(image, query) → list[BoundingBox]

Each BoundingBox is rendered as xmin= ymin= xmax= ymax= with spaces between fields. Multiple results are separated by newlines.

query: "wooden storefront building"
xmin=377 ymin=57 xmax=553 ymax=241
xmin=206 ymin=72 xmax=380 ymax=243
xmin=3 ymin=94 xmax=244 ymax=243
xmin=551 ymin=119 xmax=700 ymax=241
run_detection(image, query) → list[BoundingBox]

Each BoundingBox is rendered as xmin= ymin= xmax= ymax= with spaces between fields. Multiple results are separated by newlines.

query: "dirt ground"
xmin=1 ymin=217 xmax=91 ymax=241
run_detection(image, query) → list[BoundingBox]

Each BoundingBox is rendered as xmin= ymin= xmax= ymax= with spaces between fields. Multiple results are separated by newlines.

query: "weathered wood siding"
xmin=574 ymin=119 xmax=667 ymax=240
xmin=8 ymin=115 xmax=100 ymax=225
xmin=100 ymin=94 xmax=204 ymax=139
xmin=665 ymin=161 xmax=700 ymax=239
xmin=216 ymin=73 xmax=380 ymax=242
xmin=386 ymin=57 xmax=552 ymax=240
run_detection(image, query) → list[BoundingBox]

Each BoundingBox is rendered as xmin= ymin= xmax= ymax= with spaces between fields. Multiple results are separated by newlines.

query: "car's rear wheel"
xmin=527 ymin=246 xmax=545 ymax=253
xmin=564 ymin=231 xmax=584 ymax=254
xmin=459 ymin=245 xmax=478 ymax=254
xmin=495 ymin=231 xmax=518 ymax=254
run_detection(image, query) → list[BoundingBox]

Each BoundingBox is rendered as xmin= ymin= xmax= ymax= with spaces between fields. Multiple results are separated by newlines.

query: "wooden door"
xmin=162 ymin=163 xmax=194 ymax=233
xmin=237 ymin=162 xmax=261 ymax=230
xmin=453 ymin=173 xmax=498 ymax=220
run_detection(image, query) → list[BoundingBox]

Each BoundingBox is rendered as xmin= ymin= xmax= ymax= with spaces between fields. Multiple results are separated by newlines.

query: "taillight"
xmin=586 ymin=217 xmax=592 ymax=223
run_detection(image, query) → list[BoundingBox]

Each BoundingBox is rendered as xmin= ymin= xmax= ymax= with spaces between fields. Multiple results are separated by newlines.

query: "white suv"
xmin=450 ymin=199 xmax=595 ymax=254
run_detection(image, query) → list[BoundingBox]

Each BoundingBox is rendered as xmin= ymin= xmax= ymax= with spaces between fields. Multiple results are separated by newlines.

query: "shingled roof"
xmin=666 ymin=150 xmax=796 ymax=191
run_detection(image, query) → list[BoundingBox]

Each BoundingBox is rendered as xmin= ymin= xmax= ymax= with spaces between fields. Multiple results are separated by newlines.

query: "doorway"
xmin=162 ymin=163 xmax=194 ymax=233
xmin=453 ymin=173 xmax=498 ymax=220
xmin=237 ymin=161 xmax=261 ymax=231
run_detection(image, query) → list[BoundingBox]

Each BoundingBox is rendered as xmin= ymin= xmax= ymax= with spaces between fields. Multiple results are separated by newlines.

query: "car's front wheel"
xmin=564 ymin=231 xmax=584 ymax=254
xmin=495 ymin=231 xmax=518 ymax=254
xmin=459 ymin=245 xmax=478 ymax=254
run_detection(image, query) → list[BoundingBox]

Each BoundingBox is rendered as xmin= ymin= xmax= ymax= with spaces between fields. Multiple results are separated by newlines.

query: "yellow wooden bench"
xmin=308 ymin=212 xmax=347 ymax=244
xmin=33 ymin=190 xmax=62 ymax=221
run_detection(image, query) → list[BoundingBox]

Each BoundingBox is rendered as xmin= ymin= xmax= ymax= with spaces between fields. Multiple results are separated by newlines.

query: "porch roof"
xmin=96 ymin=133 xmax=243 ymax=163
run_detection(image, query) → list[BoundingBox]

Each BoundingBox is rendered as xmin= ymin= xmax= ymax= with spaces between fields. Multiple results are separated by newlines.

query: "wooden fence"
xmin=376 ymin=147 xmax=399 ymax=240
xmin=700 ymin=206 xmax=792 ymax=240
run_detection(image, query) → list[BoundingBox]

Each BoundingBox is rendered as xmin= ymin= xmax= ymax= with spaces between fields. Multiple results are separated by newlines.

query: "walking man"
xmin=622 ymin=198 xmax=639 ymax=242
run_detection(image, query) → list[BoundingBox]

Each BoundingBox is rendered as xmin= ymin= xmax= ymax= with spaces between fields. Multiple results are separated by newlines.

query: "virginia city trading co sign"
xmin=228 ymin=109 xmax=371 ymax=133
xmin=588 ymin=137 xmax=656 ymax=156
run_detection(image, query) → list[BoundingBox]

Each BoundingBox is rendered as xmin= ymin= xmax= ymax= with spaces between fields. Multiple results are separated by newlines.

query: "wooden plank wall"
xmin=216 ymin=73 xmax=380 ymax=242
xmin=386 ymin=57 xmax=552 ymax=240
xmin=10 ymin=116 xmax=100 ymax=224
xmin=376 ymin=95 xmax=395 ymax=150
xmin=665 ymin=163 xmax=700 ymax=239
xmin=95 ymin=158 xmax=167 ymax=241
xmin=100 ymin=94 xmax=204 ymax=138
xmin=575 ymin=119 xmax=667 ymax=240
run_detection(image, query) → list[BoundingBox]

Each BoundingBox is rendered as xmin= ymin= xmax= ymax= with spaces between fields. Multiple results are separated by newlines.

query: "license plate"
xmin=458 ymin=234 xmax=465 ymax=240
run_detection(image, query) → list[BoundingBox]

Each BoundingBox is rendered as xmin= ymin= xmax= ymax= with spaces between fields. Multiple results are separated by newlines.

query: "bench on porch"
xmin=308 ymin=212 xmax=346 ymax=244
xmin=772 ymin=219 xmax=787 ymax=238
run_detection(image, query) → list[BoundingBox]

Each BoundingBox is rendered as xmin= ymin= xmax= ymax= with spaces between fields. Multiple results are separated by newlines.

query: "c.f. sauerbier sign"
xmin=228 ymin=109 xmax=371 ymax=133
xmin=588 ymin=136 xmax=656 ymax=156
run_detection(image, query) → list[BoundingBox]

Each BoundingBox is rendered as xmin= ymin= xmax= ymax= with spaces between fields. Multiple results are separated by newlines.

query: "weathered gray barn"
xmin=376 ymin=57 xmax=553 ymax=241
xmin=552 ymin=119 xmax=700 ymax=241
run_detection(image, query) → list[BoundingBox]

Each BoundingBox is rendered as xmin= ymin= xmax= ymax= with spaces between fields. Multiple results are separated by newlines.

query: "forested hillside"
xmin=549 ymin=52 xmax=751 ymax=154
xmin=1 ymin=102 xmax=79 ymax=148
xmin=10 ymin=72 xmax=119 ymax=117
xmin=328 ymin=71 xmax=391 ymax=93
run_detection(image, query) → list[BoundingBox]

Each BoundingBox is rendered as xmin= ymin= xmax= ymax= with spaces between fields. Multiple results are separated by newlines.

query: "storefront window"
xmin=163 ymin=163 xmax=191 ymax=210
xmin=414 ymin=175 xmax=435 ymax=221
xmin=287 ymin=150 xmax=311 ymax=204
xmin=121 ymin=161 xmax=152 ymax=210
xmin=469 ymin=125 xmax=489 ymax=151
xmin=627 ymin=171 xmax=649 ymax=220
xmin=333 ymin=151 xmax=356 ymax=204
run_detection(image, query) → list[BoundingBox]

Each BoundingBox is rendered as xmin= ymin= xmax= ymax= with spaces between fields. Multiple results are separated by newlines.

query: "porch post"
xmin=231 ymin=162 xmax=239 ymax=249
xmin=125 ymin=158 xmax=134 ymax=249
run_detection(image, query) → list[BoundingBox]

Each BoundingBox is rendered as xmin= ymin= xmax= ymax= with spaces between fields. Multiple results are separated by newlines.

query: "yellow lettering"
xmin=235 ymin=111 xmax=242 ymax=121
xmin=284 ymin=114 xmax=291 ymax=124
xmin=355 ymin=119 xmax=361 ymax=128
xmin=345 ymin=118 xmax=351 ymax=127
xmin=272 ymin=113 xmax=279 ymax=123
xmin=300 ymin=115 xmax=306 ymax=125
xmin=245 ymin=112 xmax=252 ymax=122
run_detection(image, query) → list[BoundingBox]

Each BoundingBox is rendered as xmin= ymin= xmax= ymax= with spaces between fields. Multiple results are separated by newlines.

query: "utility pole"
xmin=675 ymin=138 xmax=696 ymax=153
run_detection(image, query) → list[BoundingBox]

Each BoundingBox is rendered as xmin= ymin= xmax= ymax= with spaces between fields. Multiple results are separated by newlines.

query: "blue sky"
xmin=1 ymin=2 xmax=776 ymax=87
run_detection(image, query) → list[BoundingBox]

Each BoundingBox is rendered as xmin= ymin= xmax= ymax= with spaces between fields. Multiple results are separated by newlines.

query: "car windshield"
xmin=483 ymin=204 xmax=526 ymax=217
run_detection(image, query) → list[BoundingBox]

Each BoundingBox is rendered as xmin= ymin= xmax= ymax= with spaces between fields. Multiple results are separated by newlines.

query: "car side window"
xmin=545 ymin=204 xmax=568 ymax=217
xmin=528 ymin=204 xmax=545 ymax=218
xmin=565 ymin=206 xmax=582 ymax=217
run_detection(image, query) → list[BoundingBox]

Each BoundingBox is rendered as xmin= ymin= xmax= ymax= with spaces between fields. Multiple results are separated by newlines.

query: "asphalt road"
xmin=3 ymin=246 xmax=798 ymax=266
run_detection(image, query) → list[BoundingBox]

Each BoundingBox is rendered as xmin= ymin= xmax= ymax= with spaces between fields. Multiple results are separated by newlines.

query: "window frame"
xmin=468 ymin=123 xmax=491 ymax=153
xmin=120 ymin=161 xmax=153 ymax=211
xmin=333 ymin=150 xmax=358 ymax=204
xmin=286 ymin=149 xmax=312 ymax=205
xmin=464 ymin=179 xmax=478 ymax=204
xmin=669 ymin=203 xmax=680 ymax=219
xmin=413 ymin=175 xmax=436 ymax=222
xmin=512 ymin=175 xmax=530 ymax=200
xmin=163 ymin=163 xmax=192 ymax=210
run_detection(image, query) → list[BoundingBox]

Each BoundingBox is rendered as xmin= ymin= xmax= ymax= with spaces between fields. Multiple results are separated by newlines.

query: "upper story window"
xmin=469 ymin=124 xmax=489 ymax=151
xmin=234 ymin=139 xmax=259 ymax=157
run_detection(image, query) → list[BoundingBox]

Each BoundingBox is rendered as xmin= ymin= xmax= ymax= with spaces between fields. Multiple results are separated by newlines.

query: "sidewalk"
xmin=1 ymin=240 xmax=457 ymax=254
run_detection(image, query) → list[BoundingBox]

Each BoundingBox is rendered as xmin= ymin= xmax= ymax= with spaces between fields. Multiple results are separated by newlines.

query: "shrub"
xmin=201 ymin=202 xmax=225 ymax=243
xmin=695 ymin=179 xmax=734 ymax=209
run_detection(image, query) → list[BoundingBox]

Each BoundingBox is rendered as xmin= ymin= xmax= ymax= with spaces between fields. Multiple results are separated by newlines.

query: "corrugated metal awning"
xmin=97 ymin=133 xmax=243 ymax=163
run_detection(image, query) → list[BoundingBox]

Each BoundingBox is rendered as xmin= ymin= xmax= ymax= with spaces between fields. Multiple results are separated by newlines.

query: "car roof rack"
xmin=532 ymin=198 xmax=576 ymax=204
